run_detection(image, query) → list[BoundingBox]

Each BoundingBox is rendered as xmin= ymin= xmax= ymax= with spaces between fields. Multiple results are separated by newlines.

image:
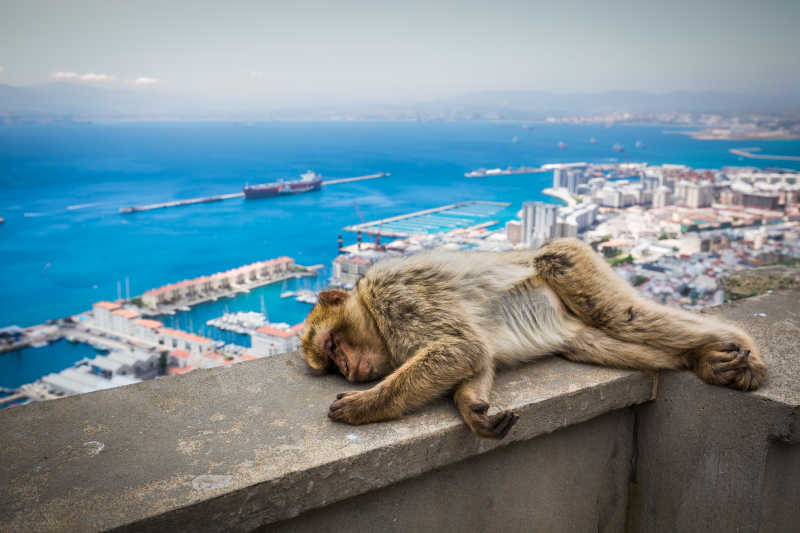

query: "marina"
xmin=343 ymin=200 xmax=511 ymax=237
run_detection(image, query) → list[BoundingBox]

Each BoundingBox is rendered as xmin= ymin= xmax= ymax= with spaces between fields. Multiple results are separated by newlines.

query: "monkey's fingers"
xmin=471 ymin=409 xmax=519 ymax=440
xmin=328 ymin=392 xmax=369 ymax=424
xmin=695 ymin=343 xmax=765 ymax=391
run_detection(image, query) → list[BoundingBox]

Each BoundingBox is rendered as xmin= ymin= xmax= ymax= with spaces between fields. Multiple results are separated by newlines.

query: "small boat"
xmin=558 ymin=141 xmax=568 ymax=149
xmin=613 ymin=144 xmax=625 ymax=153
xmin=589 ymin=137 xmax=597 ymax=144
xmin=635 ymin=140 xmax=645 ymax=148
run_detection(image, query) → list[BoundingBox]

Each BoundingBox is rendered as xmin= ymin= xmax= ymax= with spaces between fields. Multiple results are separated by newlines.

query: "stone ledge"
xmin=701 ymin=289 xmax=800 ymax=415
xmin=0 ymin=347 xmax=654 ymax=532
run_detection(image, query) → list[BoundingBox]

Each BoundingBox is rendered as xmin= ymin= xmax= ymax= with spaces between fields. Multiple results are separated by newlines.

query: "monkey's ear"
xmin=318 ymin=289 xmax=348 ymax=307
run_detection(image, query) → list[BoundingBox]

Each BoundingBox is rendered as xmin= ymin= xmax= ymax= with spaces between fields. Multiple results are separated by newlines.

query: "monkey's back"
xmin=358 ymin=250 xmax=571 ymax=365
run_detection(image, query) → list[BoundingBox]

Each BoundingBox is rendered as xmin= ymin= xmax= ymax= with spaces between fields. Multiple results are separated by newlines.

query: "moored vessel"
xmin=243 ymin=170 xmax=323 ymax=199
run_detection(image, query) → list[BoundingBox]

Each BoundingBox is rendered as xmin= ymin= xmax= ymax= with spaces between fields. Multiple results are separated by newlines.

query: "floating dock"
xmin=343 ymin=200 xmax=511 ymax=238
xmin=119 ymin=172 xmax=390 ymax=214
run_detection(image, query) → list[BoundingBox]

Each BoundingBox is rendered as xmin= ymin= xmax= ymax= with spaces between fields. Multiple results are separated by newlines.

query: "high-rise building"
xmin=505 ymin=220 xmax=522 ymax=245
xmin=653 ymin=186 xmax=672 ymax=208
xmin=685 ymin=181 xmax=713 ymax=208
xmin=566 ymin=170 xmax=578 ymax=194
xmin=552 ymin=168 xmax=564 ymax=189
xmin=601 ymin=188 xmax=623 ymax=208
xmin=521 ymin=201 xmax=558 ymax=248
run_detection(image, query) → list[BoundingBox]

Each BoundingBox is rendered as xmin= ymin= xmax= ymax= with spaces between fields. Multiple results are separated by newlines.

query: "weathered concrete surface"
xmin=628 ymin=289 xmax=800 ymax=533
xmin=262 ymin=410 xmax=635 ymax=533
xmin=0 ymin=351 xmax=653 ymax=532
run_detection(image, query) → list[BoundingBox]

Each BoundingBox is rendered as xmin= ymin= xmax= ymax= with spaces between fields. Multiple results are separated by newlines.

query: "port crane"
xmin=347 ymin=202 xmax=384 ymax=251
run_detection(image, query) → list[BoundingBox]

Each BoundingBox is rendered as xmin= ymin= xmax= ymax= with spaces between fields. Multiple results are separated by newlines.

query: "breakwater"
xmin=119 ymin=172 xmax=389 ymax=214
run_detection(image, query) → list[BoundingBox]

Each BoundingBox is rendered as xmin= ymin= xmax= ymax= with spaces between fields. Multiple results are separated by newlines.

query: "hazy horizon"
xmin=1 ymin=0 xmax=799 ymax=104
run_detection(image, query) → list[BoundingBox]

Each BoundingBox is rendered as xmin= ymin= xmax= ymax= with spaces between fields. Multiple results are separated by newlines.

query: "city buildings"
xmin=522 ymin=201 xmax=558 ymax=248
xmin=250 ymin=323 xmax=304 ymax=356
xmin=141 ymin=257 xmax=295 ymax=310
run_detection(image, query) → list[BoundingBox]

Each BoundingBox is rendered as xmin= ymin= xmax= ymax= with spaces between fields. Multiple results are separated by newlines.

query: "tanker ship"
xmin=243 ymin=171 xmax=323 ymax=199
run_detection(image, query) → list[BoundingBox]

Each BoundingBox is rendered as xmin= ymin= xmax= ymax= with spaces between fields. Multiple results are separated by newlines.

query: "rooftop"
xmin=159 ymin=328 xmax=213 ymax=344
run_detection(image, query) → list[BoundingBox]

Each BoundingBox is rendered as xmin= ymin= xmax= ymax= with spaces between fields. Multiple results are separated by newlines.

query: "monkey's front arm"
xmin=328 ymin=338 xmax=487 ymax=427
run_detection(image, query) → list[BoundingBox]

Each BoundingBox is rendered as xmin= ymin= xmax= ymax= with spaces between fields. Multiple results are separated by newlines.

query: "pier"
xmin=119 ymin=172 xmax=390 ymax=214
xmin=344 ymin=200 xmax=511 ymax=237
xmin=320 ymin=172 xmax=390 ymax=185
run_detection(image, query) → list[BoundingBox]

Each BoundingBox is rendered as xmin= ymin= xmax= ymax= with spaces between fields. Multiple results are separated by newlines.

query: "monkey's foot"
xmin=465 ymin=401 xmax=519 ymax=440
xmin=328 ymin=390 xmax=386 ymax=425
xmin=693 ymin=342 xmax=766 ymax=391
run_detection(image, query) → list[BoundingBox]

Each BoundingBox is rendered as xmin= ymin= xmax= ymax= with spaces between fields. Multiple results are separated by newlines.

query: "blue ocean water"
xmin=1 ymin=121 xmax=799 ymax=388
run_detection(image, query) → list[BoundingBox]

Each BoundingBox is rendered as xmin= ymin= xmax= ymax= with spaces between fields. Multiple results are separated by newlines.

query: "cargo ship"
xmin=243 ymin=171 xmax=323 ymax=199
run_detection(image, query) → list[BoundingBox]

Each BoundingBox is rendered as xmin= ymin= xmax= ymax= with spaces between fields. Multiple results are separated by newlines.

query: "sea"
xmin=2 ymin=121 xmax=800 ymax=389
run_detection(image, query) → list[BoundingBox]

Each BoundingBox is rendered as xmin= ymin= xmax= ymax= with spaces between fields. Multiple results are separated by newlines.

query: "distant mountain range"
xmin=1 ymin=83 xmax=798 ymax=122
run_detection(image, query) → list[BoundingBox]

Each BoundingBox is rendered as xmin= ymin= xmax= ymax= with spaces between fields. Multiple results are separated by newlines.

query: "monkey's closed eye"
xmin=324 ymin=336 xmax=335 ymax=356
xmin=323 ymin=335 xmax=341 ymax=374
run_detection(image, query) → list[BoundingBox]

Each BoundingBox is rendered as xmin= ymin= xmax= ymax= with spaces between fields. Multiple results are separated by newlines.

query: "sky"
xmin=0 ymin=0 xmax=799 ymax=100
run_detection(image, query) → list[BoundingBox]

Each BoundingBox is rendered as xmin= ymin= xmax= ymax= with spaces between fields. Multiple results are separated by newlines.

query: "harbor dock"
xmin=343 ymin=200 xmax=511 ymax=237
xmin=119 ymin=172 xmax=390 ymax=214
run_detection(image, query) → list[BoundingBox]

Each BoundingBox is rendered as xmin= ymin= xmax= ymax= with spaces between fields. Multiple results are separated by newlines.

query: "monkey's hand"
xmin=328 ymin=390 xmax=390 ymax=425
xmin=464 ymin=401 xmax=519 ymax=440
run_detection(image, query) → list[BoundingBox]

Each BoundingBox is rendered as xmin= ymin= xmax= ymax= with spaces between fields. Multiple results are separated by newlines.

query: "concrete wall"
xmin=1 ymin=290 xmax=798 ymax=533
xmin=263 ymin=410 xmax=634 ymax=533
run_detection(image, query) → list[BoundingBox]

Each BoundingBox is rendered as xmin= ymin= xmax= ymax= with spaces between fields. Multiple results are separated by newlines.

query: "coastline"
xmin=542 ymin=187 xmax=577 ymax=207
xmin=729 ymin=147 xmax=800 ymax=162
xmin=673 ymin=129 xmax=800 ymax=141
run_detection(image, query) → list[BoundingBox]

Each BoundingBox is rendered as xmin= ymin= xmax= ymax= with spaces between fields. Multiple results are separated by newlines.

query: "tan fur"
xmin=302 ymin=238 xmax=766 ymax=439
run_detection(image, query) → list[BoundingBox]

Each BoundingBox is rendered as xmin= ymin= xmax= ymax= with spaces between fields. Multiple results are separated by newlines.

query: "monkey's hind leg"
xmin=453 ymin=367 xmax=518 ymax=439
xmin=534 ymin=238 xmax=766 ymax=391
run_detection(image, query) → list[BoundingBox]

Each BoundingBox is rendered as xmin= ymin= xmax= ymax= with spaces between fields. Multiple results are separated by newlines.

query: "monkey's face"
xmin=302 ymin=289 xmax=392 ymax=383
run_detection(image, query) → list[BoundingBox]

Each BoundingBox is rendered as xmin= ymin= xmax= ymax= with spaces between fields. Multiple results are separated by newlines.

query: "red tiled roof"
xmin=168 ymin=365 xmax=193 ymax=375
xmin=255 ymin=326 xmax=296 ymax=338
xmin=143 ymin=257 xmax=294 ymax=296
xmin=290 ymin=323 xmax=305 ymax=334
xmin=241 ymin=354 xmax=259 ymax=360
xmin=159 ymin=327 xmax=213 ymax=344
xmin=94 ymin=301 xmax=120 ymax=311
xmin=112 ymin=309 xmax=141 ymax=319
xmin=204 ymin=352 xmax=224 ymax=360
xmin=171 ymin=349 xmax=190 ymax=359
xmin=133 ymin=318 xmax=163 ymax=329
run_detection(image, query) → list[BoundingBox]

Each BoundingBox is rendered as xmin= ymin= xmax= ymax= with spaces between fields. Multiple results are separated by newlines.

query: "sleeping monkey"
xmin=301 ymin=239 xmax=765 ymax=439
